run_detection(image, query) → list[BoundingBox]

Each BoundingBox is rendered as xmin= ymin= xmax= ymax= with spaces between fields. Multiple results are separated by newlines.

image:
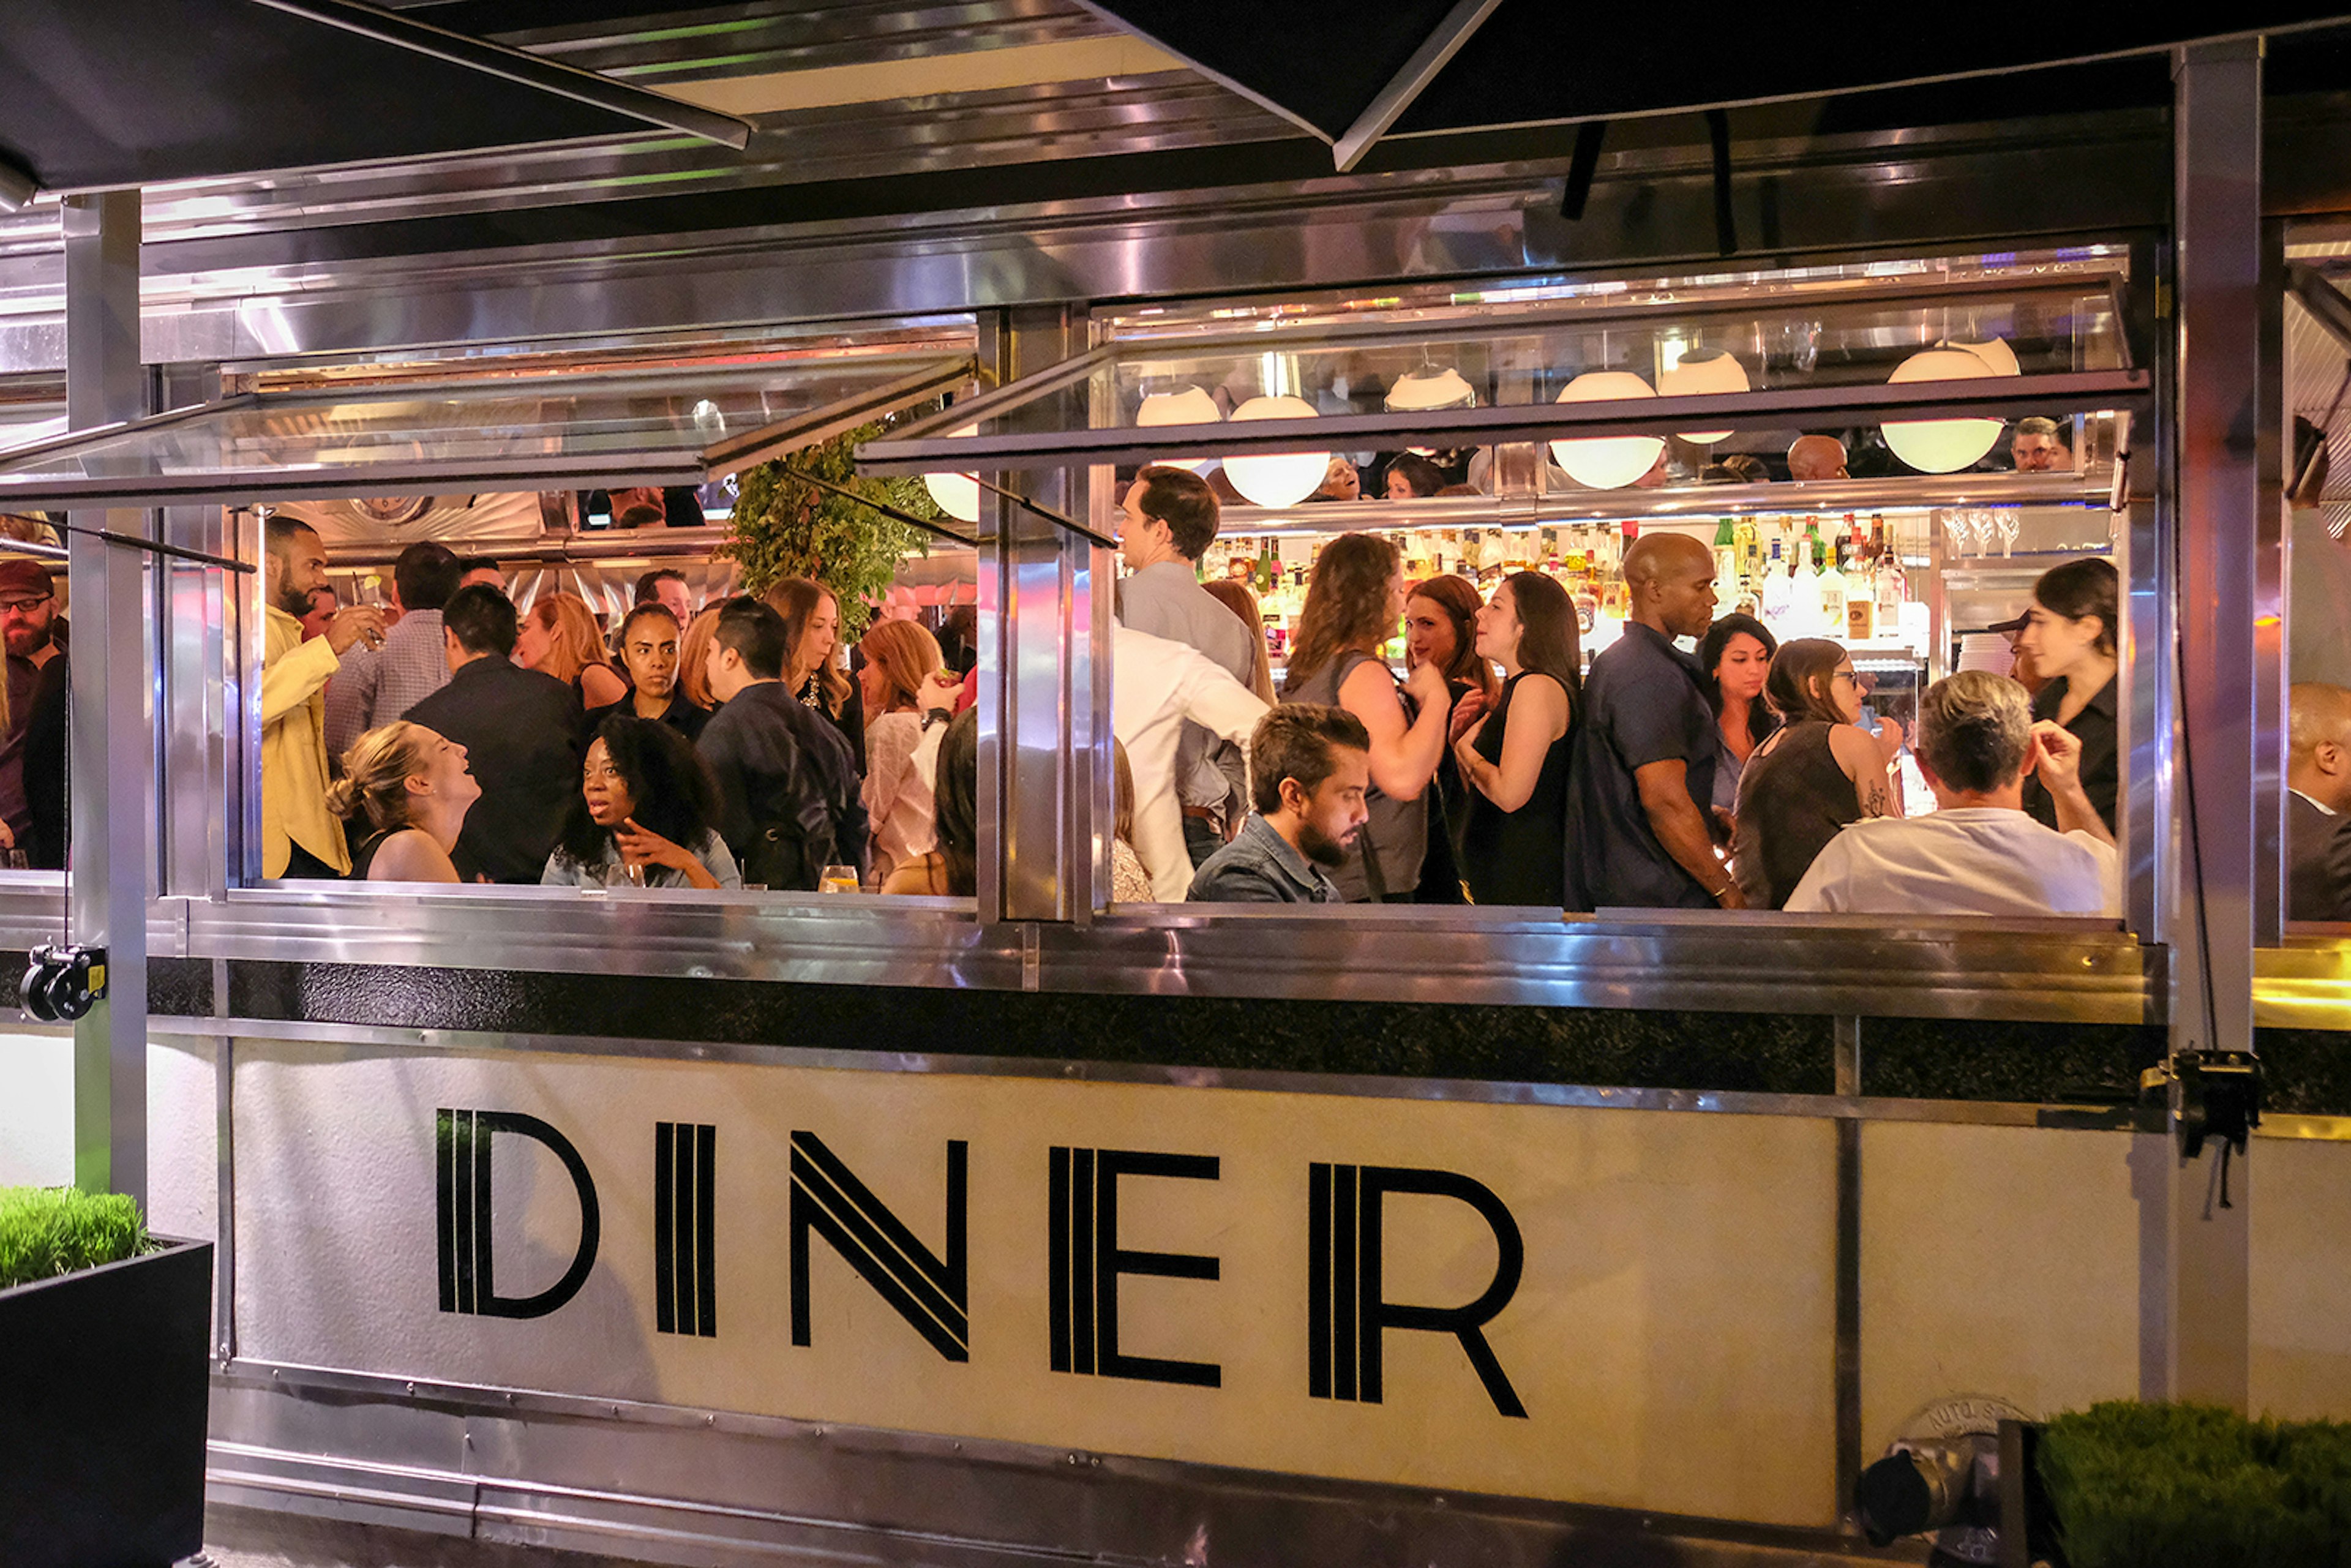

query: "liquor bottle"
xmin=1256 ymin=536 xmax=1275 ymax=595
xmin=1875 ymin=517 xmax=1906 ymax=622
xmin=1788 ymin=530 xmax=1823 ymax=635
xmin=1759 ymin=536 xmax=1793 ymax=629
xmin=1712 ymin=517 xmax=1738 ymax=593
xmin=1734 ymin=516 xmax=1761 ymax=590
xmin=1816 ymin=533 xmax=1848 ymax=638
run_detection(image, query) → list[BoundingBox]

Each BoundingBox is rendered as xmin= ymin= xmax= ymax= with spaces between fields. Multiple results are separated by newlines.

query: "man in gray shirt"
xmin=324 ymin=541 xmax=463 ymax=763
xmin=1115 ymin=465 xmax=1259 ymax=867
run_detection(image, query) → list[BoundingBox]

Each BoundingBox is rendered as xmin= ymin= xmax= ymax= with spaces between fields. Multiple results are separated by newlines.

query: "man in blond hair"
xmin=1786 ymin=671 xmax=2117 ymax=916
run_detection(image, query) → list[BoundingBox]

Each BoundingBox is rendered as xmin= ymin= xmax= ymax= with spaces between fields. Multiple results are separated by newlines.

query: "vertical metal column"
xmin=979 ymin=306 xmax=1104 ymax=929
xmin=2153 ymin=39 xmax=2260 ymax=1409
xmin=62 ymin=190 xmax=148 ymax=1202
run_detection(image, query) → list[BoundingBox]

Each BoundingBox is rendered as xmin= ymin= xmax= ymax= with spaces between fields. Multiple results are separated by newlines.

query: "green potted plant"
xmin=0 ymin=1185 xmax=214 ymax=1568
xmin=718 ymin=421 xmax=942 ymax=640
xmin=2028 ymin=1400 xmax=2351 ymax=1567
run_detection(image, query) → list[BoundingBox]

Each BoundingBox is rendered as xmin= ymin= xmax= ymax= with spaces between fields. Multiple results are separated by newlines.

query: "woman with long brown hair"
xmin=516 ymin=591 xmax=628 ymax=709
xmin=676 ymin=606 xmax=721 ymax=712
xmin=1731 ymin=637 xmax=1900 ymax=909
xmin=1404 ymin=574 xmax=1498 ymax=904
xmin=764 ymin=576 xmax=863 ymax=769
xmin=1279 ymin=533 xmax=1452 ymax=901
xmin=856 ymin=617 xmax=945 ymax=887
xmin=1201 ymin=577 xmax=1275 ymax=704
xmin=1453 ymin=571 xmax=1578 ymax=906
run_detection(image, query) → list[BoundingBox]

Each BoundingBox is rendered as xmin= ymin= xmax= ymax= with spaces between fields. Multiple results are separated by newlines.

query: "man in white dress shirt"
xmin=1787 ymin=671 xmax=2118 ymax=917
xmin=1111 ymin=620 xmax=1269 ymax=902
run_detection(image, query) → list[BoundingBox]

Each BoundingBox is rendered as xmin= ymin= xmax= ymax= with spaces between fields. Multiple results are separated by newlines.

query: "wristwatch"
xmin=921 ymin=707 xmax=951 ymax=731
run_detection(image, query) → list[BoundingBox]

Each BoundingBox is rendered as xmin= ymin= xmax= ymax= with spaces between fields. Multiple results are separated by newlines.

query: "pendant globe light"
xmin=1881 ymin=347 xmax=2008 ymax=474
xmin=1385 ymin=367 xmax=1475 ymax=411
xmin=1943 ymin=336 xmax=2020 ymax=377
xmin=921 ymin=425 xmax=982 ymax=525
xmin=1136 ymin=385 xmax=1221 ymax=473
xmin=1550 ymin=371 xmax=1666 ymax=489
xmin=1223 ymin=395 xmax=1330 ymax=508
xmin=1656 ymin=350 xmax=1749 ymax=445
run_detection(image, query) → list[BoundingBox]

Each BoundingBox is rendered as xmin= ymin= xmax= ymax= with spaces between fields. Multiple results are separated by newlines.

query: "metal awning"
xmin=0 ymin=353 xmax=976 ymax=514
xmin=858 ymin=271 xmax=2151 ymax=476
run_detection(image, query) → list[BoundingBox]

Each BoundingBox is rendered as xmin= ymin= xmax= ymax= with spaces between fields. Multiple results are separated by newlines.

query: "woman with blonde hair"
xmin=764 ymin=576 xmax=862 ymax=767
xmin=1280 ymin=533 xmax=1453 ymax=901
xmin=856 ymin=616 xmax=946 ymax=887
xmin=517 ymin=590 xmax=628 ymax=709
xmin=328 ymin=721 xmax=481 ymax=882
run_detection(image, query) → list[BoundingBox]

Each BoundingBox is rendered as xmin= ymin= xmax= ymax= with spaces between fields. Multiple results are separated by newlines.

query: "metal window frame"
xmin=0 ymin=354 xmax=978 ymax=513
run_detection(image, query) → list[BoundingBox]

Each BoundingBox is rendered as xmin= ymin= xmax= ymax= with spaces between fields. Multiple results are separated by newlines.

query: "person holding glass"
xmin=2014 ymin=557 xmax=2119 ymax=836
xmin=543 ymin=715 xmax=741 ymax=890
xmin=1731 ymin=639 xmax=1901 ymax=909
xmin=856 ymin=617 xmax=947 ymax=888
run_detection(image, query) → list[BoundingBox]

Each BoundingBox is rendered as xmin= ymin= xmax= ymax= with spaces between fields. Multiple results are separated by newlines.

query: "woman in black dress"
xmin=1452 ymin=571 xmax=1578 ymax=906
xmin=1404 ymin=573 xmax=1498 ymax=904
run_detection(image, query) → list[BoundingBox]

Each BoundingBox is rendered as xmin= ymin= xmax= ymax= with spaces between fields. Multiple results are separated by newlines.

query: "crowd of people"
xmin=1108 ymin=463 xmax=2124 ymax=919
xmin=263 ymin=520 xmax=975 ymax=897
xmin=253 ymin=456 xmax=2127 ymax=922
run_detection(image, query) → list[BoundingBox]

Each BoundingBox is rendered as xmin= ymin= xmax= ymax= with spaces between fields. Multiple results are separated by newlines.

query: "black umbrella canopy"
xmin=1080 ymin=0 xmax=2351 ymax=156
xmin=0 ymin=0 xmax=748 ymax=195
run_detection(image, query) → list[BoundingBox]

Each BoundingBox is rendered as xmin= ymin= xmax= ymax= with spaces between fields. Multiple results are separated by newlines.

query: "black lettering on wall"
xmin=1307 ymin=1163 xmax=1527 ymax=1418
xmin=1049 ymin=1147 xmax=1221 ymax=1387
xmin=789 ymin=1131 xmax=968 ymax=1361
xmin=653 ymin=1122 xmax=718 ymax=1338
xmin=434 ymin=1108 xmax=601 ymax=1320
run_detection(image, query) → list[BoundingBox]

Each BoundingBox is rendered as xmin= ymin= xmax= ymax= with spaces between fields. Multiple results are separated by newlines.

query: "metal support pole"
xmin=978 ymin=306 xmax=1101 ymax=928
xmin=2152 ymin=39 xmax=2260 ymax=1410
xmin=62 ymin=189 xmax=147 ymax=1204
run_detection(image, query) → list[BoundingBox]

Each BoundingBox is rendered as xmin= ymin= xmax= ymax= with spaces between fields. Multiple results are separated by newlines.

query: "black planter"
xmin=0 ymin=1237 xmax=214 ymax=1568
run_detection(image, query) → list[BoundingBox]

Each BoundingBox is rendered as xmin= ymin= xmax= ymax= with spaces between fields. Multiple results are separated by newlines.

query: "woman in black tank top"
xmin=1453 ymin=572 xmax=1579 ymax=906
xmin=1731 ymin=639 xmax=1902 ymax=909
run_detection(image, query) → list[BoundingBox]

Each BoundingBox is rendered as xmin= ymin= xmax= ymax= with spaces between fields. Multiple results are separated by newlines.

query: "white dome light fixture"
xmin=921 ymin=425 xmax=983 ymax=525
xmin=1943 ymin=336 xmax=2020 ymax=377
xmin=1222 ymin=395 xmax=1330 ymax=508
xmin=1549 ymin=371 xmax=1667 ymax=490
xmin=1385 ymin=367 xmax=1475 ymax=412
xmin=1136 ymin=386 xmax=1222 ymax=473
xmin=1656 ymin=350 xmax=1748 ymax=445
xmin=1882 ymin=347 xmax=2008 ymax=474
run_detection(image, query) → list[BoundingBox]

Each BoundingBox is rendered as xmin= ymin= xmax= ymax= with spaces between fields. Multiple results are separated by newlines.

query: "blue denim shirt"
xmin=1186 ymin=814 xmax=1343 ymax=904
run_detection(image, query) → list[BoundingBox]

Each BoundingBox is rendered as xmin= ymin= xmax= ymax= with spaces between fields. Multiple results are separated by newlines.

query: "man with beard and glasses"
xmin=0 ymin=557 xmax=64 ymax=852
xmin=261 ymin=517 xmax=386 ymax=878
xmin=1188 ymin=703 xmax=1370 ymax=904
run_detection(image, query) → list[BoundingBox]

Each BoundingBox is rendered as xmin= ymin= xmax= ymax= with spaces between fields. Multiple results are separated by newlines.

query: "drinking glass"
xmin=820 ymin=864 xmax=860 ymax=894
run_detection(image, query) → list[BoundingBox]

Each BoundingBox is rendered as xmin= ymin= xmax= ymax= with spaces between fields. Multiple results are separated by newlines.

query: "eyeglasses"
xmin=1831 ymin=669 xmax=1859 ymax=684
xmin=0 ymin=595 xmax=51 ymax=612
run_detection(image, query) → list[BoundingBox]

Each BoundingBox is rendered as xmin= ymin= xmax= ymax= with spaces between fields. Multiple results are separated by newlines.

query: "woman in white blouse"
xmin=857 ymin=617 xmax=947 ymax=888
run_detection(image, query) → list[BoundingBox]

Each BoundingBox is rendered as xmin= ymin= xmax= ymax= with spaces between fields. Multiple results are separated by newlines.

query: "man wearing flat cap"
xmin=0 ymin=556 xmax=63 ymax=855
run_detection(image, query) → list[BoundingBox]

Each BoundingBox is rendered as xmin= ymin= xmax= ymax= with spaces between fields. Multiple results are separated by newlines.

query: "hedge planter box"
xmin=0 ymin=1238 xmax=214 ymax=1568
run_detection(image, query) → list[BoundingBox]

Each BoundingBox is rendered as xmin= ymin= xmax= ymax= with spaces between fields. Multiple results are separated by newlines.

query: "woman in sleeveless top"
xmin=882 ymin=708 xmax=980 ymax=897
xmin=1731 ymin=639 xmax=1902 ymax=909
xmin=328 ymin=721 xmax=479 ymax=883
xmin=1404 ymin=574 xmax=1498 ymax=904
xmin=1278 ymin=534 xmax=1453 ymax=901
xmin=517 ymin=591 xmax=628 ymax=710
xmin=1454 ymin=571 xmax=1578 ymax=906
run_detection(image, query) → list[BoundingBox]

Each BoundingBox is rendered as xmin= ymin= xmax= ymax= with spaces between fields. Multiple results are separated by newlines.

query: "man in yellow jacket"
xmin=263 ymin=517 xmax=383 ymax=878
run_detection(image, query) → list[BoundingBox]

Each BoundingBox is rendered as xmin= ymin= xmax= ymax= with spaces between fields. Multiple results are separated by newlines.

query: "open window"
xmin=863 ymin=247 xmax=2150 ymax=925
xmin=0 ymin=329 xmax=981 ymax=906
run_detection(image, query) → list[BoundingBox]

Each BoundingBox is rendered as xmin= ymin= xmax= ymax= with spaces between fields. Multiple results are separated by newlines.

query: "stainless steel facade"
xmin=3 ymin=23 xmax=2347 ymax=1567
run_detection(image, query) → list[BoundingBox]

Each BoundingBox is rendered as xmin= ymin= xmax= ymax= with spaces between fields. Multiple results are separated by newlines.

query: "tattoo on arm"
xmin=1858 ymin=778 xmax=1890 ymax=819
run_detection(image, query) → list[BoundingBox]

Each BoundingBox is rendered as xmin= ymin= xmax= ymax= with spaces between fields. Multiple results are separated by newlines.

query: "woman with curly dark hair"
xmin=542 ymin=714 xmax=740 ymax=890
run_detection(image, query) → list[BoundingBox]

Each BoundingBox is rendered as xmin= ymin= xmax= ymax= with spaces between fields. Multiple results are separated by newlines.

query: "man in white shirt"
xmin=1786 ymin=670 xmax=2119 ymax=917
xmin=1112 ymin=621 xmax=1270 ymax=901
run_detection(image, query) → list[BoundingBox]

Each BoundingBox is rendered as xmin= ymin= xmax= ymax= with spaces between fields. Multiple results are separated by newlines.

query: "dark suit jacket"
xmin=2289 ymin=791 xmax=2351 ymax=923
xmin=403 ymin=656 xmax=587 ymax=883
xmin=696 ymin=682 xmax=869 ymax=881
